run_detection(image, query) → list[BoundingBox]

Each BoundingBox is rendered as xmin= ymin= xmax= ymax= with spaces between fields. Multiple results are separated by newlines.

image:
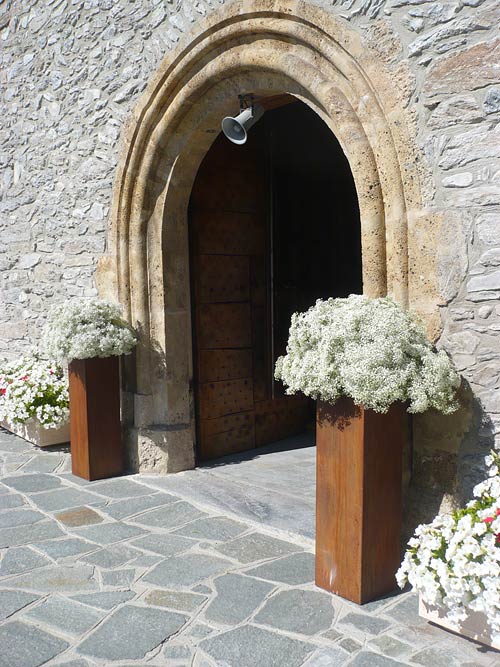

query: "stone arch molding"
xmin=97 ymin=0 xmax=434 ymax=473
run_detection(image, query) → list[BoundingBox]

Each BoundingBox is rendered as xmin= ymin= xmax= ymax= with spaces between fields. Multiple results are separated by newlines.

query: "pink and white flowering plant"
xmin=397 ymin=449 xmax=500 ymax=641
xmin=0 ymin=352 xmax=69 ymax=429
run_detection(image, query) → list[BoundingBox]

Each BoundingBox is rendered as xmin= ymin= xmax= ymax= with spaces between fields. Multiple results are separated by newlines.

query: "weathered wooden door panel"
xmin=199 ymin=411 xmax=255 ymax=459
xmin=255 ymin=396 xmax=311 ymax=446
xmin=198 ymin=255 xmax=250 ymax=303
xmin=196 ymin=212 xmax=266 ymax=255
xmin=198 ymin=303 xmax=252 ymax=349
xmin=198 ymin=350 xmax=253 ymax=384
xmin=198 ymin=378 xmax=254 ymax=420
xmin=190 ymin=130 xmax=310 ymax=461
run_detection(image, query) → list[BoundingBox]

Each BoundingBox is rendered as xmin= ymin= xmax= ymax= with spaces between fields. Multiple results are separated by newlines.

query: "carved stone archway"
xmin=97 ymin=0 xmax=436 ymax=473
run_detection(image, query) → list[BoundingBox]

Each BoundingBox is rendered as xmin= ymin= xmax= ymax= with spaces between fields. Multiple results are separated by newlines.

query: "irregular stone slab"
xmin=20 ymin=454 xmax=65 ymax=474
xmin=338 ymin=612 xmax=391 ymax=636
xmin=55 ymin=507 xmax=104 ymax=527
xmin=129 ymin=552 xmax=162 ymax=567
xmin=72 ymin=522 xmax=146 ymax=545
xmin=131 ymin=533 xmax=194 ymax=557
xmin=51 ymin=661 xmax=90 ymax=667
xmin=410 ymin=646 xmax=464 ymax=667
xmin=0 ymin=508 xmax=46 ymax=528
xmin=33 ymin=537 xmax=97 ymax=559
xmin=0 ymin=520 xmax=65 ymax=548
xmin=255 ymin=589 xmax=335 ymax=635
xmin=101 ymin=568 xmax=136 ymax=588
xmin=162 ymin=643 xmax=193 ymax=660
xmin=199 ymin=624 xmax=314 ymax=667
xmin=8 ymin=564 xmax=98 ymax=593
xmin=424 ymin=39 xmax=500 ymax=99
xmin=384 ymin=594 xmax=423 ymax=626
xmin=77 ymin=605 xmax=188 ymax=660
xmin=0 ymin=546 xmax=52 ymax=577
xmin=349 ymin=651 xmax=407 ymax=667
xmin=87 ymin=478 xmax=154 ymax=498
xmin=142 ymin=553 xmax=233 ymax=588
xmin=0 ymin=493 xmax=25 ymax=509
xmin=102 ymin=492 xmax=176 ymax=520
xmin=322 ymin=628 xmax=342 ymax=641
xmin=172 ymin=516 xmax=248 ymax=541
xmin=205 ymin=574 xmax=273 ymax=625
xmin=245 ymin=552 xmax=315 ymax=585
xmin=368 ymin=635 xmax=411 ymax=658
xmin=193 ymin=584 xmax=212 ymax=594
xmin=0 ymin=590 xmax=40 ymax=621
xmin=71 ymin=590 xmax=136 ymax=609
xmin=25 ymin=596 xmax=104 ymax=636
xmin=214 ymin=532 xmax=301 ymax=564
xmin=144 ymin=589 xmax=207 ymax=613
xmin=185 ymin=622 xmax=215 ymax=639
xmin=1 ymin=473 xmax=62 ymax=493
xmin=0 ymin=620 xmax=69 ymax=667
xmin=59 ymin=473 xmax=94 ymax=487
xmin=131 ymin=500 xmax=205 ymax=529
xmin=302 ymin=646 xmax=350 ymax=666
xmin=142 ymin=466 xmax=316 ymax=539
xmin=79 ymin=543 xmax=141 ymax=568
xmin=339 ymin=637 xmax=362 ymax=653
xmin=0 ymin=437 xmax=33 ymax=453
xmin=30 ymin=488 xmax=106 ymax=512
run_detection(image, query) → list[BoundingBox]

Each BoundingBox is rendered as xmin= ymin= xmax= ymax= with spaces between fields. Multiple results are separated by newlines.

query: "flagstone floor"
xmin=0 ymin=428 xmax=499 ymax=667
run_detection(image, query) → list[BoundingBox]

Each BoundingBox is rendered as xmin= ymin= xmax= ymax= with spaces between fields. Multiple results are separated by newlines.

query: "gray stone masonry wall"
xmin=1 ymin=0 xmax=500 ymax=508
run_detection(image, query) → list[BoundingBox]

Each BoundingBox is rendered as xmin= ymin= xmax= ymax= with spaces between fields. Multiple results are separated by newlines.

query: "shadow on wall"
xmin=403 ymin=380 xmax=493 ymax=543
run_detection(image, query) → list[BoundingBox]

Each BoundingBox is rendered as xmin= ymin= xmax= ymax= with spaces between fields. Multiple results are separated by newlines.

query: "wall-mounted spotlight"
xmin=221 ymin=94 xmax=265 ymax=145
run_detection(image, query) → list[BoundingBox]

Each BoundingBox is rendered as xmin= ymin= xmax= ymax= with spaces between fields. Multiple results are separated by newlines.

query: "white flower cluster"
xmin=274 ymin=295 xmax=460 ymax=414
xmin=0 ymin=352 xmax=69 ymax=429
xmin=42 ymin=298 xmax=138 ymax=362
xmin=397 ymin=450 xmax=500 ymax=641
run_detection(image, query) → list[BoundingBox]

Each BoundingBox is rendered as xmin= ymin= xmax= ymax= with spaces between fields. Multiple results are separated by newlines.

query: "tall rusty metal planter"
xmin=68 ymin=356 xmax=123 ymax=481
xmin=315 ymin=397 xmax=406 ymax=604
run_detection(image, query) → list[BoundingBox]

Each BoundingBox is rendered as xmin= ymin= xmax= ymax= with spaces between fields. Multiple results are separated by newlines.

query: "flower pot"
xmin=68 ymin=356 xmax=123 ymax=481
xmin=315 ymin=397 xmax=406 ymax=604
xmin=0 ymin=418 xmax=70 ymax=448
xmin=419 ymin=596 xmax=500 ymax=651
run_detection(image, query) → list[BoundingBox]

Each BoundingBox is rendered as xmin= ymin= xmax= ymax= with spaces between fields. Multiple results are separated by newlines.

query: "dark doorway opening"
xmin=189 ymin=99 xmax=362 ymax=463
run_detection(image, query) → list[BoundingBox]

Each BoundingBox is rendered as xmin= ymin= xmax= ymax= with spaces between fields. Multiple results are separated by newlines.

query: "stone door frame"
xmin=97 ymin=0 xmax=435 ymax=473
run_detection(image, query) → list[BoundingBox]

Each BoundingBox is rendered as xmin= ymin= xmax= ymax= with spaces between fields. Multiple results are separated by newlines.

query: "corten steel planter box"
xmin=68 ymin=356 xmax=123 ymax=481
xmin=315 ymin=397 xmax=406 ymax=604
xmin=0 ymin=418 xmax=70 ymax=447
xmin=419 ymin=597 xmax=500 ymax=651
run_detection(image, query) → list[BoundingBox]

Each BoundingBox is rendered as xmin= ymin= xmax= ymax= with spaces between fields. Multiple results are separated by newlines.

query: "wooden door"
xmin=189 ymin=132 xmax=310 ymax=461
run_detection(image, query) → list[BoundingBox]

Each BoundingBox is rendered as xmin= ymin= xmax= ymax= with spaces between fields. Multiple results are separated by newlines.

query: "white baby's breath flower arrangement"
xmin=275 ymin=295 xmax=459 ymax=414
xmin=397 ymin=450 xmax=500 ymax=642
xmin=0 ymin=352 xmax=69 ymax=429
xmin=42 ymin=298 xmax=137 ymax=363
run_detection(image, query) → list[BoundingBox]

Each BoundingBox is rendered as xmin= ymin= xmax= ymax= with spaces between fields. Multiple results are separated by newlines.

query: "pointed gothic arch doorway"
xmin=98 ymin=1 xmax=435 ymax=474
xmin=189 ymin=99 xmax=363 ymax=461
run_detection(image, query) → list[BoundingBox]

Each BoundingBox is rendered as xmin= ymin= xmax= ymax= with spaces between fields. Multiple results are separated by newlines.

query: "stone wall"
xmin=1 ymin=0 xmax=499 ymax=516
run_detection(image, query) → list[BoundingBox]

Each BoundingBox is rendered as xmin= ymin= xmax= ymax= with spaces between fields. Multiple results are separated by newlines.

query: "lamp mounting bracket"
xmin=238 ymin=94 xmax=256 ymax=113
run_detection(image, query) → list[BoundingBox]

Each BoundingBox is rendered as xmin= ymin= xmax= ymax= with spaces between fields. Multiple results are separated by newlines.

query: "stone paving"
xmin=0 ymin=428 xmax=499 ymax=667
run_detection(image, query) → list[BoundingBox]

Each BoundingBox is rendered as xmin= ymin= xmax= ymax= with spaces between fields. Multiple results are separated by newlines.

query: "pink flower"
xmin=484 ymin=516 xmax=495 ymax=524
xmin=0 ymin=388 xmax=5 ymax=396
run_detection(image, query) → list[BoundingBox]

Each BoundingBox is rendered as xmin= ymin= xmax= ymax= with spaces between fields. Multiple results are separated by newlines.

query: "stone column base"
xmin=124 ymin=425 xmax=195 ymax=474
